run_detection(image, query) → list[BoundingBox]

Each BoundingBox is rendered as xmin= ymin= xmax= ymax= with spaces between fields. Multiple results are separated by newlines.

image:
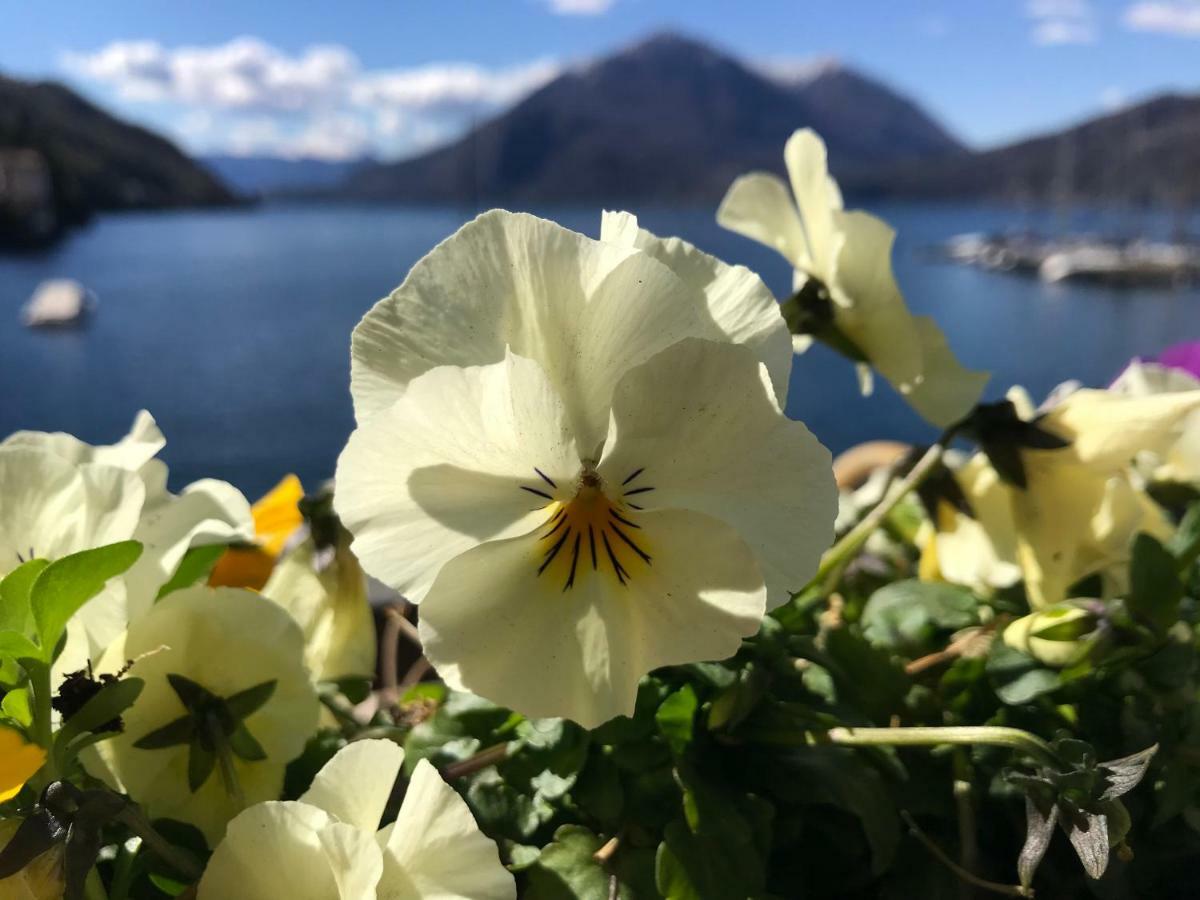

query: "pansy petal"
xmin=598 ymin=339 xmax=836 ymax=608
xmin=716 ymin=172 xmax=810 ymax=269
xmin=377 ymin=759 xmax=515 ymax=900
xmin=301 ymin=739 xmax=404 ymax=832
xmin=336 ymin=352 xmax=579 ymax=602
xmin=601 ymin=211 xmax=793 ymax=405
xmin=86 ymin=586 xmax=320 ymax=844
xmin=0 ymin=410 xmax=165 ymax=473
xmin=828 ymin=210 xmax=923 ymax=388
xmin=1037 ymin=388 xmax=1200 ymax=470
xmin=199 ymin=801 xmax=382 ymax=900
xmin=899 ymin=316 xmax=989 ymax=429
xmin=419 ymin=507 xmax=766 ymax=728
xmin=350 ymin=210 xmax=718 ymax=451
xmin=783 ymin=129 xmax=842 ymax=279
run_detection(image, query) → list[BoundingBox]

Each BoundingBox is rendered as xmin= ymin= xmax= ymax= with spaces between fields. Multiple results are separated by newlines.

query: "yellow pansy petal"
xmin=208 ymin=546 xmax=278 ymax=592
xmin=252 ymin=474 xmax=305 ymax=558
xmin=0 ymin=729 xmax=45 ymax=802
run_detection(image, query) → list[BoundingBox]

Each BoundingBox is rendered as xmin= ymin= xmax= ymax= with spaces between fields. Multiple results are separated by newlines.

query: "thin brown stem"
xmin=901 ymin=812 xmax=1032 ymax=898
xmin=399 ymin=656 xmax=432 ymax=690
xmin=441 ymin=742 xmax=509 ymax=779
xmin=381 ymin=603 xmax=417 ymax=706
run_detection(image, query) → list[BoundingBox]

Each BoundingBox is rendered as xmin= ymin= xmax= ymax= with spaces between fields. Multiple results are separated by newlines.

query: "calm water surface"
xmin=2 ymin=203 xmax=1198 ymax=497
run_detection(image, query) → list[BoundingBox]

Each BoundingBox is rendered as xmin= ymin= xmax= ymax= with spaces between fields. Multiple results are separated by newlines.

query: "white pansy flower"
xmin=2 ymin=413 xmax=253 ymax=674
xmin=1109 ymin=360 xmax=1200 ymax=485
xmin=337 ymin=211 xmax=835 ymax=727
xmin=198 ymin=740 xmax=515 ymax=900
xmin=261 ymin=520 xmax=377 ymax=683
xmin=84 ymin=586 xmax=320 ymax=844
xmin=717 ymin=128 xmax=987 ymax=428
xmin=0 ymin=446 xmax=145 ymax=659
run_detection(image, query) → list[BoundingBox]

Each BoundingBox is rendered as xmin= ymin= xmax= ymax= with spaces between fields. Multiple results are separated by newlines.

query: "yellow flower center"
xmin=521 ymin=465 xmax=653 ymax=590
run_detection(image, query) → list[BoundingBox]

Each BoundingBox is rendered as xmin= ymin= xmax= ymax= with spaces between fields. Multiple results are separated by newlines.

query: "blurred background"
xmin=2 ymin=0 xmax=1199 ymax=496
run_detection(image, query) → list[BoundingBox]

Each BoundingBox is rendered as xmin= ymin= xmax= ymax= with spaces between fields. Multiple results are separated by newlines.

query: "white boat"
xmin=21 ymin=279 xmax=96 ymax=327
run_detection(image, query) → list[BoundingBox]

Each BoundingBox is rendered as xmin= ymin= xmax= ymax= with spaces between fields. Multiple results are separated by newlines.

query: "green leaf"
xmin=861 ymin=580 xmax=978 ymax=654
xmin=155 ymin=544 xmax=228 ymax=600
xmin=1 ymin=687 xmax=32 ymax=727
xmin=1129 ymin=532 xmax=1183 ymax=632
xmin=987 ymin=643 xmax=1062 ymax=705
xmin=707 ymin=663 xmax=766 ymax=732
xmin=1167 ymin=501 xmax=1200 ymax=571
xmin=655 ymin=686 xmax=698 ymax=757
xmin=30 ymin=541 xmax=143 ymax=659
xmin=0 ymin=559 xmax=49 ymax=636
xmin=821 ymin=629 xmax=910 ymax=721
xmin=0 ymin=629 xmax=42 ymax=664
xmin=53 ymin=677 xmax=144 ymax=760
xmin=523 ymin=825 xmax=611 ymax=900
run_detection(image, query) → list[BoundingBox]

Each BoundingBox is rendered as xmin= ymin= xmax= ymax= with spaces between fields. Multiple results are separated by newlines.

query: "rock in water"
xmin=22 ymin=279 xmax=94 ymax=327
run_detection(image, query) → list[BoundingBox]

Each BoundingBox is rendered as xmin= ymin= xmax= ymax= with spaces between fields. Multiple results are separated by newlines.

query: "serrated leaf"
xmin=524 ymin=825 xmax=611 ymax=900
xmin=30 ymin=542 xmax=142 ymax=660
xmin=861 ymin=580 xmax=978 ymax=653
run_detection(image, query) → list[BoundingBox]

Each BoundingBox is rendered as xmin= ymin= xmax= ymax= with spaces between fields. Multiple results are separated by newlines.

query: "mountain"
xmin=202 ymin=155 xmax=372 ymax=196
xmin=0 ymin=75 xmax=237 ymax=247
xmin=340 ymin=33 xmax=964 ymax=205
xmin=854 ymin=93 xmax=1200 ymax=206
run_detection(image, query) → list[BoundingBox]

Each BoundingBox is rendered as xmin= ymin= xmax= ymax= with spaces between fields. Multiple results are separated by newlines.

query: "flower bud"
xmin=1003 ymin=604 xmax=1099 ymax=668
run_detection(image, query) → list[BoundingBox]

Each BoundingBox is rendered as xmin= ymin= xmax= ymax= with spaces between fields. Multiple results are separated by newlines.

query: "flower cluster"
xmin=3 ymin=128 xmax=1199 ymax=899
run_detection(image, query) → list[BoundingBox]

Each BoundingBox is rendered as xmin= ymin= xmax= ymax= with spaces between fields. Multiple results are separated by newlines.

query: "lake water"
xmin=2 ymin=202 xmax=1198 ymax=499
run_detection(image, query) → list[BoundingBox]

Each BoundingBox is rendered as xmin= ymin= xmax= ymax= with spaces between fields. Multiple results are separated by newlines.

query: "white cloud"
xmin=1124 ymin=1 xmax=1200 ymax=35
xmin=544 ymin=0 xmax=615 ymax=15
xmin=1026 ymin=0 xmax=1098 ymax=44
xmin=1100 ymin=86 xmax=1129 ymax=110
xmin=753 ymin=56 xmax=842 ymax=87
xmin=63 ymin=37 xmax=561 ymax=160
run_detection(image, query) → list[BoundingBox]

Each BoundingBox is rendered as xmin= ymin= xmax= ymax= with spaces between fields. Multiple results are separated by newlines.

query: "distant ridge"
xmin=202 ymin=155 xmax=373 ymax=196
xmin=0 ymin=74 xmax=237 ymax=247
xmin=340 ymin=33 xmax=965 ymax=205
xmin=854 ymin=93 xmax=1200 ymax=207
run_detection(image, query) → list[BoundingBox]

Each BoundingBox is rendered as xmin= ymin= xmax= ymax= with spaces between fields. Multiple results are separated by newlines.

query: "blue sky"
xmin=3 ymin=0 xmax=1200 ymax=160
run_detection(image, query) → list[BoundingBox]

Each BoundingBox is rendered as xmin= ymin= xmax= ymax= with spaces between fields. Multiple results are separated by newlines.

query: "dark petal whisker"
xmin=608 ymin=522 xmax=652 ymax=564
xmin=601 ymin=532 xmax=629 ymax=585
xmin=624 ymin=486 xmax=655 ymax=496
xmin=564 ymin=533 xmax=582 ymax=591
xmin=534 ymin=467 xmax=557 ymax=489
xmin=521 ymin=486 xmax=555 ymax=501
xmin=539 ymin=528 xmax=572 ymax=575
xmin=543 ymin=515 xmax=568 ymax=539
xmin=610 ymin=510 xmax=640 ymax=529
xmin=622 ymin=467 xmax=645 ymax=486
xmin=588 ymin=525 xmax=598 ymax=569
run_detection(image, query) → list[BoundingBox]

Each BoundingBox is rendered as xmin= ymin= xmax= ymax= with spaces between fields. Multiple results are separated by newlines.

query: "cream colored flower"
xmin=337 ymin=211 xmax=835 ymax=727
xmin=84 ymin=586 xmax=320 ymax=844
xmin=0 ymin=445 xmax=145 ymax=663
xmin=261 ymin=517 xmax=376 ymax=683
xmin=1 ymin=413 xmax=253 ymax=674
xmin=717 ymin=128 xmax=987 ymax=427
xmin=198 ymin=739 xmax=515 ymax=900
xmin=1109 ymin=360 xmax=1200 ymax=485
xmin=1013 ymin=388 xmax=1199 ymax=607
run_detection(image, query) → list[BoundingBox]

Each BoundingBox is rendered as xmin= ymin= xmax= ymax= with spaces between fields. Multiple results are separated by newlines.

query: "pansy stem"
xmin=812 ymin=429 xmax=955 ymax=593
xmin=825 ymin=725 xmax=1058 ymax=768
xmin=442 ymin=742 xmax=509 ymax=779
xmin=115 ymin=806 xmax=204 ymax=881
